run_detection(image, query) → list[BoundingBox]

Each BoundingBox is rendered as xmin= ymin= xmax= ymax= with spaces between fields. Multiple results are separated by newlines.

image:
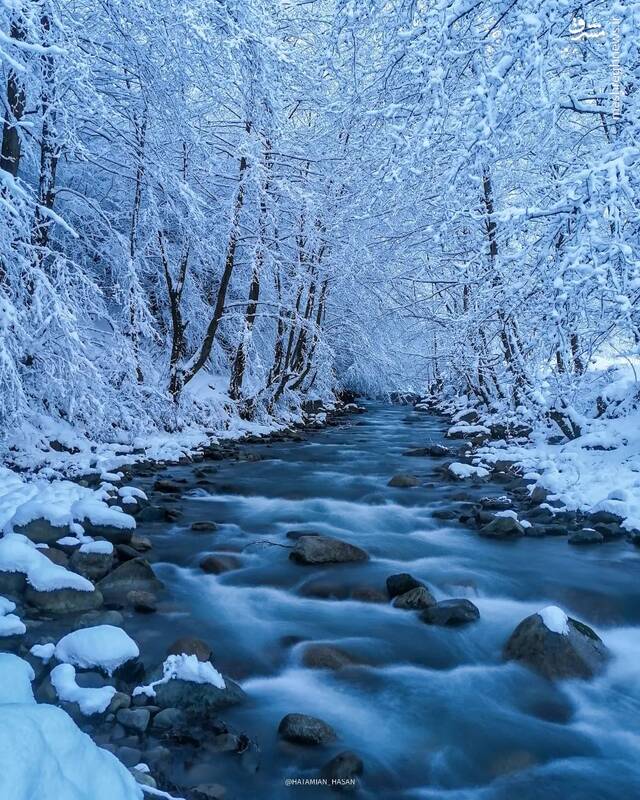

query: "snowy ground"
xmin=464 ymin=359 xmax=640 ymax=533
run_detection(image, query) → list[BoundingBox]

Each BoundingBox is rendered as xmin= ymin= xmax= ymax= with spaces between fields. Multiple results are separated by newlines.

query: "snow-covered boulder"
xmin=55 ymin=625 xmax=139 ymax=676
xmin=13 ymin=518 xmax=71 ymax=545
xmin=0 ymin=653 xmax=143 ymax=799
xmin=0 ymin=534 xmax=103 ymax=613
xmin=479 ymin=516 xmax=525 ymax=538
xmin=69 ymin=544 xmax=114 ymax=581
xmin=134 ymin=654 xmax=245 ymax=715
xmin=504 ymin=606 xmax=609 ymax=679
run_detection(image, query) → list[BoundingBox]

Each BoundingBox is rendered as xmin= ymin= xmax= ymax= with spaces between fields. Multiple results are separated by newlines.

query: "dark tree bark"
xmin=31 ymin=10 xmax=59 ymax=259
xmin=181 ymin=146 xmax=248 ymax=388
xmin=0 ymin=14 xmax=26 ymax=178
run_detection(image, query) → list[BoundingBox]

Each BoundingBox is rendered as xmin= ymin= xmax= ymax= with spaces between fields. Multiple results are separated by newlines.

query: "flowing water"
xmin=131 ymin=404 xmax=640 ymax=799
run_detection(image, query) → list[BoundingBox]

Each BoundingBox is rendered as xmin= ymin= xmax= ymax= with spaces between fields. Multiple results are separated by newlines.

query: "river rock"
xmin=504 ymin=609 xmax=609 ymax=679
xmin=350 ymin=586 xmax=387 ymax=603
xmin=320 ymin=751 xmax=363 ymax=793
xmin=130 ymin=534 xmax=152 ymax=552
xmin=127 ymin=590 xmax=157 ymax=613
xmin=167 ymin=636 xmax=212 ymax=662
xmin=69 ymin=549 xmax=113 ymax=581
xmin=42 ymin=548 xmax=70 ymax=568
xmin=117 ymin=707 xmax=150 ymax=734
xmin=154 ymin=676 xmax=245 ymax=715
xmin=82 ymin=521 xmax=133 ymax=546
xmin=386 ymin=573 xmax=424 ymax=599
xmin=278 ymin=713 xmax=337 ymax=745
xmin=479 ymin=517 xmax=525 ymax=538
xmin=77 ymin=609 xmax=124 ymax=628
xmin=191 ymin=521 xmax=218 ymax=532
xmin=403 ymin=444 xmax=450 ymax=457
xmin=0 ymin=571 xmax=27 ymax=595
xmin=568 ymin=530 xmax=604 ymax=545
xmin=117 ymin=746 xmax=142 ymax=768
xmin=97 ymin=558 xmax=163 ymax=604
xmin=302 ymin=644 xmax=356 ymax=671
xmin=135 ymin=505 xmax=168 ymax=524
xmin=154 ymin=479 xmax=184 ymax=494
xmin=387 ymin=474 xmax=420 ymax=488
xmin=116 ymin=544 xmax=141 ymax=561
xmin=13 ymin=519 xmax=70 ymax=545
xmin=420 ymin=599 xmax=480 ymax=626
xmin=199 ymin=555 xmax=240 ymax=574
xmin=393 ymin=586 xmax=436 ymax=610
xmin=290 ymin=535 xmax=368 ymax=565
xmin=25 ymin=586 xmax=104 ymax=615
xmin=152 ymin=707 xmax=186 ymax=732
xmin=144 ymin=666 xmax=245 ymax=715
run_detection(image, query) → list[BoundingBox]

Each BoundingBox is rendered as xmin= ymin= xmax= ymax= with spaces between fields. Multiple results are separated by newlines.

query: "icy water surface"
xmin=133 ymin=404 xmax=640 ymax=799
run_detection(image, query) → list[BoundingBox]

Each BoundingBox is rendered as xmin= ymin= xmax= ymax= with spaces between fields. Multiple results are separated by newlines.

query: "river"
xmin=128 ymin=403 xmax=640 ymax=799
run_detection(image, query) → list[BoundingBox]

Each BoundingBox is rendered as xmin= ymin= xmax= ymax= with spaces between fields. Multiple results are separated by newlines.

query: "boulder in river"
xmin=386 ymin=573 xmax=424 ymax=599
xmin=69 ymin=549 xmax=113 ymax=582
xmin=97 ymin=558 xmax=163 ymax=605
xmin=350 ymin=586 xmax=387 ymax=603
xmin=25 ymin=586 xmax=104 ymax=615
xmin=199 ymin=554 xmax=241 ymax=574
xmin=320 ymin=751 xmax=363 ymax=793
xmin=290 ymin=535 xmax=368 ymax=565
xmin=393 ymin=586 xmax=436 ymax=610
xmin=301 ymin=644 xmax=356 ymax=671
xmin=148 ymin=672 xmax=245 ymax=715
xmin=479 ymin=516 xmax=525 ymax=538
xmin=191 ymin=521 xmax=218 ymax=532
xmin=387 ymin=474 xmax=420 ymax=488
xmin=504 ymin=606 xmax=609 ymax=679
xmin=403 ymin=444 xmax=450 ymax=457
xmin=278 ymin=713 xmax=337 ymax=745
xmin=167 ymin=636 xmax=212 ymax=662
xmin=13 ymin=518 xmax=70 ymax=545
xmin=568 ymin=529 xmax=604 ymax=545
xmin=420 ymin=599 xmax=480 ymax=626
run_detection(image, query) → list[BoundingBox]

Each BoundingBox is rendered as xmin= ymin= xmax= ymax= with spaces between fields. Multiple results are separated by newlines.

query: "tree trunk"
xmin=31 ymin=11 xmax=59 ymax=259
xmin=181 ymin=149 xmax=248 ymax=388
xmin=0 ymin=14 xmax=26 ymax=178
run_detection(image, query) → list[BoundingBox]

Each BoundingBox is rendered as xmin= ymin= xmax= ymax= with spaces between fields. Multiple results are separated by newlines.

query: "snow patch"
xmin=80 ymin=540 xmax=114 ymax=555
xmin=133 ymin=653 xmax=225 ymax=699
xmin=0 ymin=533 xmax=94 ymax=592
xmin=0 ymin=654 xmax=143 ymax=798
xmin=55 ymin=625 xmax=139 ymax=676
xmin=30 ymin=642 xmax=56 ymax=663
xmin=50 ymin=663 xmax=116 ymax=715
xmin=539 ymin=605 xmax=570 ymax=635
xmin=448 ymin=462 xmax=490 ymax=479
xmin=0 ymin=594 xmax=25 ymax=636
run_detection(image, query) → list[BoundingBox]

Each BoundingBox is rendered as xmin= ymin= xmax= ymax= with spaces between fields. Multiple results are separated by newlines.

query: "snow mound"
xmin=0 ymin=654 xmax=142 ymax=799
xmin=0 ymin=467 xmax=136 ymax=535
xmin=539 ymin=605 xmax=570 ymax=635
xmin=55 ymin=625 xmax=139 ymax=676
xmin=0 ymin=533 xmax=94 ymax=592
xmin=30 ymin=642 xmax=56 ymax=663
xmin=448 ymin=462 xmax=489 ymax=479
xmin=0 ymin=594 xmax=25 ymax=636
xmin=133 ymin=653 xmax=225 ymax=699
xmin=447 ymin=424 xmax=490 ymax=435
xmin=50 ymin=663 xmax=116 ymax=715
xmin=79 ymin=540 xmax=114 ymax=555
